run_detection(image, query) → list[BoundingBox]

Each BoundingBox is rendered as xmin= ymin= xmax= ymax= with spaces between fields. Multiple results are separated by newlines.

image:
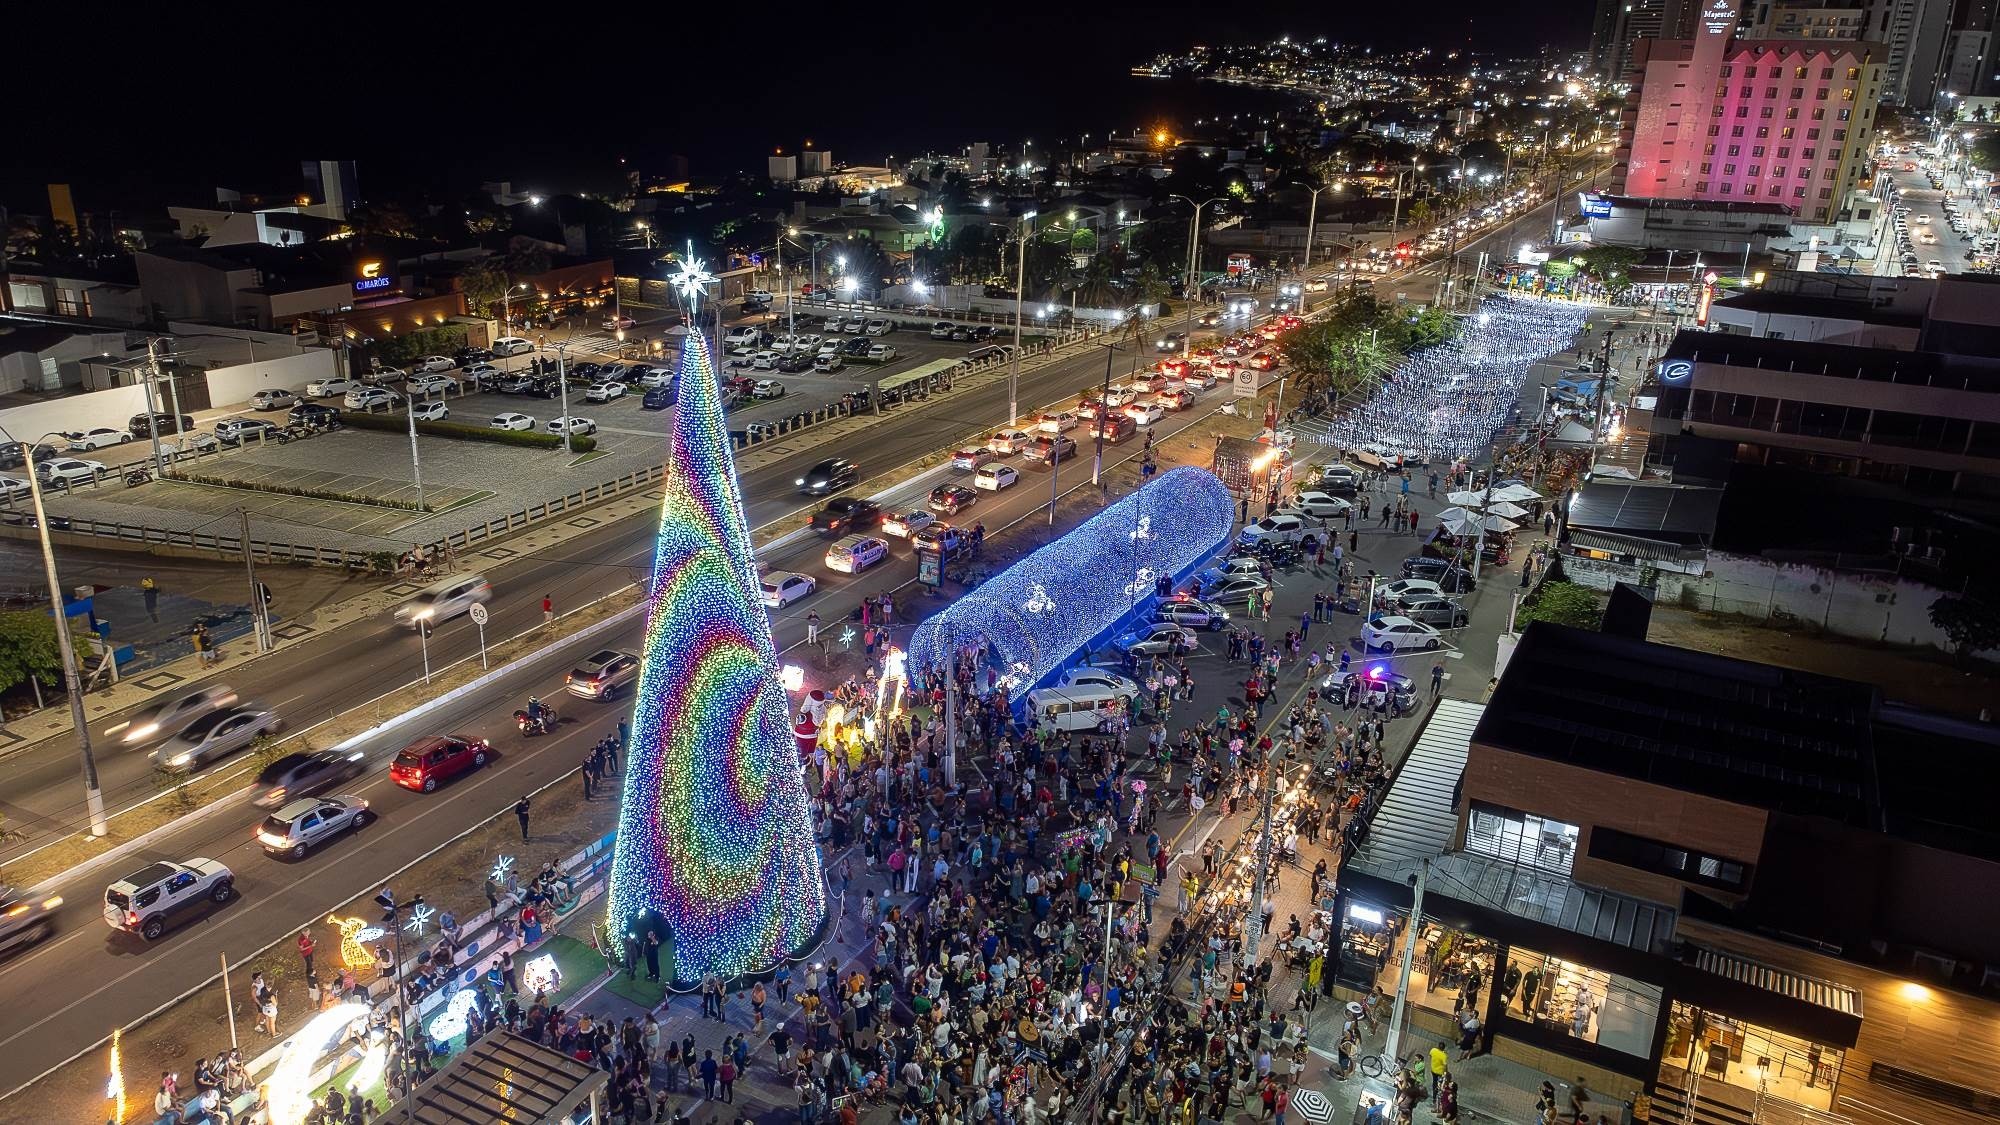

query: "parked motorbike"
xmin=124 ymin=467 xmax=153 ymax=487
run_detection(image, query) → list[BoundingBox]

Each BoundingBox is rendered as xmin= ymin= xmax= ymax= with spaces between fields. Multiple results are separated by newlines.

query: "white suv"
xmin=413 ymin=355 xmax=458 ymax=374
xmin=103 ymin=858 xmax=236 ymax=941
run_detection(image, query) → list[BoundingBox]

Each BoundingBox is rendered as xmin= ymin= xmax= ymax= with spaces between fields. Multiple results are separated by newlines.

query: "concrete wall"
xmin=0 ymin=383 xmax=153 ymax=439
xmin=1563 ymin=549 xmax=1996 ymax=660
xmin=203 ymin=349 xmax=337 ymax=405
xmin=165 ymin=323 xmax=306 ymax=367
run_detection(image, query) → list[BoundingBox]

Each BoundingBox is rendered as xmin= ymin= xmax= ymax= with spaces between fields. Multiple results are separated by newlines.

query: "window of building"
xmin=1701 ymin=163 xmax=1714 ymax=174
xmin=1794 ymin=186 xmax=1807 ymax=198
xmin=1773 ymin=166 xmax=1787 ymax=179
xmin=1760 ymin=106 xmax=1775 ymax=118
xmin=1807 ymin=127 xmax=1820 ymax=139
xmin=1744 ymin=184 xmax=1759 ymax=196
xmin=1748 ymin=165 xmax=1762 ymax=177
xmin=1813 ymin=107 xmax=1826 ymax=119
xmin=1719 ymin=182 xmax=1735 ymax=194
xmin=1704 ymin=143 xmax=1717 ymax=155
xmin=1697 ymin=181 xmax=1711 ymax=192
xmin=1841 ymin=87 xmax=1855 ymax=100
xmin=1740 ymin=85 xmax=1755 ymax=97
xmin=1815 ymin=88 xmax=1829 ymax=99
xmin=1752 ymin=146 xmax=1766 ymax=157
xmin=1500 ymin=947 xmax=1662 ymax=1057
xmin=1793 ymin=66 xmax=1807 ymax=78
xmin=1466 ymin=802 xmax=1580 ymax=874
xmin=1756 ymin=126 xmax=1770 ymax=138
xmin=1720 ymin=65 xmax=1733 ymax=76
xmin=1786 ymin=106 xmax=1799 ymax=119
xmin=1822 ymin=67 xmax=1835 ymax=79
xmin=1708 ymin=124 xmax=1722 ymax=136
xmin=1778 ymin=144 xmax=1792 ymax=155
xmin=1833 ymin=128 xmax=1846 ymax=140
xmin=1830 ymin=148 xmax=1843 ymax=162
xmin=1728 ymin=145 xmax=1741 ymax=156
xmin=1716 ymin=84 xmax=1730 ymax=97
xmin=1732 ymin=125 xmax=1746 ymax=136
xmin=1765 ymin=86 xmax=1779 ymax=98
xmin=1745 ymin=66 xmax=1757 ymax=77
xmin=1661 ymin=1003 xmax=1843 ymax=1112
xmin=1846 ymin=66 xmax=1859 ymax=79
xmin=1791 ymin=87 xmax=1804 ymax=99
xmin=1724 ymin=163 xmax=1738 ymax=175
xmin=1803 ymin=147 xmax=1817 ymax=159
xmin=1335 ymin=905 xmax=1497 ymax=1022
xmin=1714 ymin=104 xmax=1728 ymax=118
xmin=1838 ymin=108 xmax=1851 ymax=120
xmin=1818 ymin=184 xmax=1833 ymax=195
xmin=1588 ymin=826 xmax=1752 ymax=890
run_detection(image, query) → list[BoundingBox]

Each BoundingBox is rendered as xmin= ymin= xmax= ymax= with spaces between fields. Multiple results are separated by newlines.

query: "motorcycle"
xmin=124 ymin=467 xmax=153 ymax=487
xmin=514 ymin=706 xmax=557 ymax=736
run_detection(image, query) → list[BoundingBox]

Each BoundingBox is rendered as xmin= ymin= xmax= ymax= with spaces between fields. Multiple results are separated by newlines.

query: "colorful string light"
xmin=906 ymin=465 xmax=1235 ymax=703
xmin=606 ymin=325 xmax=825 ymax=985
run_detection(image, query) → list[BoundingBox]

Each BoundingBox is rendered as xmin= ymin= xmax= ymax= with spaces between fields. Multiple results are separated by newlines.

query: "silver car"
xmin=256 ymin=795 xmax=373 ymax=860
xmin=149 ymin=707 xmax=279 ymax=770
xmin=0 ymin=885 xmax=62 ymax=957
xmin=109 ymin=684 xmax=239 ymax=746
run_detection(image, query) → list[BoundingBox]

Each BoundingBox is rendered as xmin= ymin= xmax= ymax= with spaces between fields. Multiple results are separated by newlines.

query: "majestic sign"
xmin=1701 ymin=0 xmax=1736 ymax=34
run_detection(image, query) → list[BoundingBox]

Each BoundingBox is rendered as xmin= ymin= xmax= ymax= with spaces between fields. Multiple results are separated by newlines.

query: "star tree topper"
xmin=672 ymin=241 xmax=716 ymax=310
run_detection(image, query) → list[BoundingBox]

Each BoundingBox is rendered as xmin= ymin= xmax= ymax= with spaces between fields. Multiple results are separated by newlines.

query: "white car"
xmin=1055 ymin=667 xmax=1142 ymax=704
xmin=724 ymin=327 xmax=762 ymax=349
xmin=306 ymin=378 xmax=356 ymax=398
xmin=345 ymin=388 xmax=402 ymax=411
xmin=407 ymin=373 xmax=458 ymax=396
xmin=1102 ymin=385 xmax=1138 ymax=407
xmin=36 ymin=458 xmax=106 ymax=487
xmin=547 ymin=416 xmax=597 ymax=436
xmin=584 ymin=381 xmax=626 ymax=403
xmin=410 ymin=401 xmax=450 ymax=422
xmin=759 ymin=571 xmax=817 ymax=608
xmin=867 ymin=343 xmax=897 ymax=361
xmin=974 ymin=464 xmax=1020 ymax=491
xmin=817 ymin=340 xmax=843 ymax=358
xmin=490 ymin=412 xmax=537 ymax=431
xmin=987 ymin=429 xmax=1034 ymax=455
xmin=814 ymin=354 xmax=845 ymax=374
xmin=365 ymin=366 xmax=407 ymax=386
xmin=1112 ymin=622 xmax=1199 ymax=657
xmin=1238 ymin=512 xmax=1312 ymax=546
xmin=413 ymin=355 xmax=458 ymax=374
xmin=248 ymin=389 xmax=299 ymax=411
xmin=1286 ymin=491 xmax=1353 ymax=520
xmin=1037 ymin=411 xmax=1079 ymax=433
xmin=864 ymin=319 xmax=892 ymax=336
xmin=64 ymin=428 xmax=132 ymax=451
xmin=883 ymin=509 xmax=937 ymax=538
xmin=751 ymin=380 xmax=786 ymax=399
xmin=1361 ymin=615 xmax=1444 ymax=654
xmin=951 ymin=447 xmax=993 ymax=471
xmin=1379 ymin=578 xmax=1453 ymax=604
xmin=1125 ymin=403 xmax=1165 ymax=426
xmin=0 ymin=474 xmax=33 ymax=502
xmin=493 ymin=337 xmax=534 ymax=356
xmin=461 ymin=363 xmax=501 ymax=387
xmin=824 ymin=534 xmax=889 ymax=574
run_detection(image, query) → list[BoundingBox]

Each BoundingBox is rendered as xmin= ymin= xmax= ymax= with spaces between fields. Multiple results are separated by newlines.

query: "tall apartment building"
xmin=1592 ymin=0 xmax=1703 ymax=80
xmin=1616 ymin=0 xmax=1886 ymax=225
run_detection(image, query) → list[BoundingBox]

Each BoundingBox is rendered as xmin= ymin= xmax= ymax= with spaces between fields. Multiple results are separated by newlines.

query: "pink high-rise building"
xmin=1616 ymin=0 xmax=1888 ymax=224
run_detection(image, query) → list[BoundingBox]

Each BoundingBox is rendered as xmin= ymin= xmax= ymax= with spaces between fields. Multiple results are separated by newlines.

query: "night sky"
xmin=6 ymin=1 xmax=1591 ymax=217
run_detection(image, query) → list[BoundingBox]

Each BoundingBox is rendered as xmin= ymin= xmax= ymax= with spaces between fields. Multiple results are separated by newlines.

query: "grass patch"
xmin=566 ymin=450 xmax=612 ymax=468
xmin=173 ymin=471 xmax=430 ymax=512
xmin=337 ymin=411 xmax=598 ymax=454
xmin=429 ymin=490 xmax=497 ymax=517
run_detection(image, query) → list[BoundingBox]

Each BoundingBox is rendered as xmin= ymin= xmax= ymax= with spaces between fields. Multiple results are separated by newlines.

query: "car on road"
xmin=930 ymin=321 xmax=956 ymax=339
xmin=455 ymin=346 xmax=494 ymax=366
xmin=390 ymin=734 xmax=491 ymax=793
xmin=1157 ymin=387 xmax=1193 ymax=411
xmin=1154 ymin=597 xmax=1231 ymax=630
xmin=150 ymin=707 xmax=279 ymax=771
xmin=824 ymin=534 xmax=890 ymax=574
xmin=986 ymin=429 xmax=1034 ymax=455
xmin=974 ymin=464 xmax=1020 ymax=491
xmin=752 ymin=380 xmax=787 ymax=399
xmin=1025 ymin=435 xmax=1077 ymax=465
xmin=393 ymin=572 xmax=494 ymax=628
xmin=344 ymin=388 xmax=403 ymax=412
xmin=62 ymin=427 xmax=132 ymax=451
xmin=1285 ymin=491 xmax=1353 ymax=520
xmin=1318 ymin=464 xmax=1360 ymax=494
xmin=1037 ymin=411 xmax=1079 ymax=433
xmin=251 ymin=388 xmax=302 ymax=411
xmin=1156 ymin=332 xmax=1187 ymax=353
xmin=1193 ymin=556 xmax=1267 ymax=590
xmin=565 ymin=649 xmax=641 ymax=700
xmin=251 ymin=749 xmax=366 ymax=809
xmin=35 ymin=457 xmax=106 ymax=488
xmin=929 ymin=484 xmax=977 ymax=514
xmin=409 ymin=400 xmax=449 ymax=422
xmin=257 ymin=795 xmax=373 ymax=860
xmin=951 ymin=447 xmax=992 ymax=471
xmin=1200 ymin=574 xmax=1271 ymax=607
xmin=584 ymin=381 xmax=626 ymax=403
xmin=603 ymin=314 xmax=636 ymax=331
xmin=1400 ymin=557 xmax=1476 ymax=591
xmin=0 ymin=884 xmax=62 ymax=956
xmin=1361 ymin=614 xmax=1443 ymax=653
xmin=1112 ymin=622 xmax=1198 ymax=657
xmin=305 ymin=377 xmax=357 ymax=399
xmin=1094 ymin=413 xmax=1138 ymax=443
xmin=797 ymin=457 xmax=858 ymax=495
xmin=546 ymin=416 xmax=597 ymax=436
xmin=109 ymin=684 xmax=239 ymax=747
xmin=760 ymin=571 xmax=817 ymax=608
xmin=491 ymin=412 xmax=537 ymax=430
xmin=1125 ymin=402 xmax=1165 ymax=426
xmin=363 ymin=366 xmax=407 ymax=387
xmin=103 ymin=858 xmax=235 ymax=941
xmin=883 ymin=508 xmax=938 ymax=538
xmin=1398 ymin=596 xmax=1469 ymax=630
xmin=811 ymin=497 xmax=884 ymax=535
xmin=407 ymin=373 xmax=458 ymax=396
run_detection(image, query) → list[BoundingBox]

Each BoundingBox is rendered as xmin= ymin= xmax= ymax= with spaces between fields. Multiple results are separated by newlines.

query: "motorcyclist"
xmin=525 ymin=696 xmax=547 ymax=725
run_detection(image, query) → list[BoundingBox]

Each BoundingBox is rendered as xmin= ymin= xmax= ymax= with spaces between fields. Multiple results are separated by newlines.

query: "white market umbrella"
xmin=1488 ymin=500 xmax=1530 ymax=519
xmin=1433 ymin=506 xmax=1477 ymax=526
xmin=1490 ymin=483 xmax=1542 ymax=504
xmin=1477 ymin=514 xmax=1521 ymax=533
xmin=1438 ymin=514 xmax=1478 ymax=536
xmin=1446 ymin=490 xmax=1486 ymax=507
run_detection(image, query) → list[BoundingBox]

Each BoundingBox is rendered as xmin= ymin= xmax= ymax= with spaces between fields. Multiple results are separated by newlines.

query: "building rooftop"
xmin=1711 ymin=289 xmax=1924 ymax=328
xmin=1567 ymin=482 xmax=1722 ymax=546
xmin=1665 ymin=328 xmax=2000 ymax=394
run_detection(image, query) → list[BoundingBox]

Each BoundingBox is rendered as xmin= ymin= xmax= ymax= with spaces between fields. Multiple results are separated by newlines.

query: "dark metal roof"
xmin=1565 ymin=529 xmax=1704 ymax=563
xmin=375 ymin=1031 xmax=607 ymax=1125
xmin=1690 ymin=945 xmax=1862 ymax=1016
xmin=1566 ymin=483 xmax=1721 ymax=545
xmin=1424 ymin=851 xmax=1679 ymax=953
xmin=1476 ymin=624 xmax=1883 ymax=828
xmin=1347 ymin=699 xmax=1481 ymax=871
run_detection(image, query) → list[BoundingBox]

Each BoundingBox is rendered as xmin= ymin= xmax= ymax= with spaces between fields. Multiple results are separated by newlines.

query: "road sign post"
xmin=469 ymin=601 xmax=490 ymax=669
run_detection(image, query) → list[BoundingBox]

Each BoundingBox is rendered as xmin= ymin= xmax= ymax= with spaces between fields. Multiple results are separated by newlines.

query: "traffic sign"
xmin=468 ymin=603 xmax=489 ymax=625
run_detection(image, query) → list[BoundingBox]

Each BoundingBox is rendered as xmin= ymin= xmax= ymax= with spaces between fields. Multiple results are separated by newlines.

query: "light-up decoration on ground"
xmin=348 ymin=1043 xmax=386 ymax=1095
xmin=491 ymin=855 xmax=516 ymax=882
xmin=906 ymin=467 xmax=1234 ymax=705
xmin=838 ymin=626 xmax=857 ymax=650
xmin=605 ymin=313 xmax=826 ymax=986
xmin=427 ymin=987 xmax=479 ymax=1042
xmin=269 ymin=1002 xmax=369 ymax=1125
xmin=780 ymin=664 xmax=805 ymax=692
xmin=328 ymin=914 xmax=376 ymax=970
xmin=1124 ymin=567 xmax=1156 ymax=598
xmin=106 ymin=1027 xmax=125 ymax=1124
xmin=402 ymin=902 xmax=435 ymax=936
xmin=521 ymin=952 xmax=562 ymax=996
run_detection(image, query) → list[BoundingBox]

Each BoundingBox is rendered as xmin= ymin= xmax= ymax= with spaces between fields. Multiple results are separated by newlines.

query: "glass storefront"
xmin=1499 ymin=946 xmax=1662 ymax=1057
xmin=1466 ymin=802 xmax=1581 ymax=874
xmin=1661 ymin=1002 xmax=1843 ymax=1112
xmin=1337 ymin=905 xmax=1498 ymax=1021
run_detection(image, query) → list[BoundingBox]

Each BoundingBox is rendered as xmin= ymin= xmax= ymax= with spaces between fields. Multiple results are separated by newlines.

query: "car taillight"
xmin=126 ymin=911 xmax=139 ymax=926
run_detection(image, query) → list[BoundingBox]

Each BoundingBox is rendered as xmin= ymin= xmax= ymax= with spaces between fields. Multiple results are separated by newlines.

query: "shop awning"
xmin=1690 ymin=945 xmax=1862 ymax=1016
xmin=1346 ymin=699 xmax=1483 ymax=872
xmin=373 ymin=1031 xmax=609 ymax=1125
xmin=1565 ymin=528 xmax=1704 ymax=564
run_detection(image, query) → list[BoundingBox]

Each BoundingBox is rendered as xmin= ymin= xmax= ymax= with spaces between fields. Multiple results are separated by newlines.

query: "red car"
xmin=1158 ymin=357 xmax=1189 ymax=378
xmin=389 ymin=735 xmax=490 ymax=793
xmin=1248 ymin=352 xmax=1278 ymax=371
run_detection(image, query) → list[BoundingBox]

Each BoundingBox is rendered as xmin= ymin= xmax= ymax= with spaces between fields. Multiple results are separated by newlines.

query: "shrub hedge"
xmin=337 ymin=410 xmax=597 ymax=453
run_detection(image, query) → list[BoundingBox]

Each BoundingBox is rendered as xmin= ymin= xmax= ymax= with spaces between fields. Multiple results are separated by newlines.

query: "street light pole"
xmin=1170 ymin=195 xmax=1225 ymax=363
xmin=1009 ymin=211 xmax=1037 ymax=426
xmin=549 ymin=342 xmax=574 ymax=455
xmin=9 ymin=433 xmax=109 ymax=836
xmin=404 ymin=392 xmax=427 ymax=509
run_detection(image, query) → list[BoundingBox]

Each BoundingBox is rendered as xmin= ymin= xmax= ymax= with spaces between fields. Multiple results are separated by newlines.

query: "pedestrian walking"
xmin=581 ymin=755 xmax=595 ymax=800
xmin=515 ymin=795 xmax=531 ymax=841
xmin=807 ymin=611 xmax=820 ymax=645
xmin=1409 ymin=510 xmax=1420 ymax=535
xmin=142 ymin=575 xmax=159 ymax=622
xmin=542 ymin=594 xmax=554 ymax=626
xmin=1431 ymin=661 xmax=1446 ymax=695
xmin=298 ymin=930 xmax=316 ymax=978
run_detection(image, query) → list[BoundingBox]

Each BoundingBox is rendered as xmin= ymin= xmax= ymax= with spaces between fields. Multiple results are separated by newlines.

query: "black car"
xmin=842 ymin=337 xmax=871 ymax=356
xmin=496 ymin=375 xmax=537 ymax=394
xmin=642 ymin=385 xmax=677 ymax=410
xmin=287 ymin=402 xmax=341 ymax=428
xmin=797 ymin=457 xmax=858 ymax=495
xmin=1401 ymin=556 xmax=1477 ymax=591
xmin=454 ymin=346 xmax=494 ymax=366
xmin=1231 ymin=538 xmax=1305 ymax=568
xmin=810 ymin=497 xmax=883 ymax=534
xmin=252 ymin=750 xmax=366 ymax=809
xmin=0 ymin=441 xmax=62 ymax=469
xmin=777 ymin=355 xmax=813 ymax=373
xmin=532 ymin=377 xmax=566 ymax=399
xmin=128 ymin=412 xmax=196 ymax=439
xmin=950 ymin=326 xmax=975 ymax=341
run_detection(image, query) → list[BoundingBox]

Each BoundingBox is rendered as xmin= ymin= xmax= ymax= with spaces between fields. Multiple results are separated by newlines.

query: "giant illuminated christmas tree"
xmin=606 ymin=250 xmax=825 ymax=985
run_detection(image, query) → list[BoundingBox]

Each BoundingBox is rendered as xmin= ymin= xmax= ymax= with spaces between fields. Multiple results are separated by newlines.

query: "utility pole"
xmin=1380 ymin=860 xmax=1431 ymax=1078
xmin=404 ymin=394 xmax=426 ymax=509
xmin=140 ymin=338 xmax=169 ymax=478
xmin=1009 ymin=212 xmax=1037 ymax=426
xmin=943 ymin=669 xmax=958 ymax=789
xmin=1243 ymin=745 xmax=1280 ymax=962
xmin=1090 ymin=338 xmax=1116 ymax=487
xmin=15 ymin=440 xmax=109 ymax=836
xmin=238 ymin=508 xmax=271 ymax=652
xmin=551 ymin=342 xmax=574 ymax=455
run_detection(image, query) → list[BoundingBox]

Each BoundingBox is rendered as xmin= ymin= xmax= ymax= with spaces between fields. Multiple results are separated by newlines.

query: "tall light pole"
xmin=1291 ymin=182 xmax=1335 ymax=272
xmin=2 ymin=426 xmax=109 ymax=837
xmin=1008 ymin=210 xmax=1037 ymax=427
xmin=544 ymin=341 xmax=575 ymax=454
xmin=1168 ymin=195 xmax=1225 ymax=361
xmin=404 ymin=388 xmax=427 ymax=509
xmin=501 ymin=283 xmax=529 ymax=340
xmin=1391 ymin=165 xmax=1425 ymax=234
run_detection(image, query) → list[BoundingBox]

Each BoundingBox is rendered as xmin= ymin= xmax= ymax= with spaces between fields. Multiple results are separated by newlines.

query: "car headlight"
xmin=169 ymin=753 xmax=192 ymax=767
xmin=125 ymin=723 xmax=159 ymax=742
xmin=796 ymin=478 xmax=806 ymax=486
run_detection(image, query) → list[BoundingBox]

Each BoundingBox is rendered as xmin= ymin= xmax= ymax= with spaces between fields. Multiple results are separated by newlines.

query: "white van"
xmin=1025 ymin=685 xmax=1126 ymax=734
xmin=392 ymin=573 xmax=493 ymax=628
xmin=493 ymin=337 xmax=534 ymax=357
